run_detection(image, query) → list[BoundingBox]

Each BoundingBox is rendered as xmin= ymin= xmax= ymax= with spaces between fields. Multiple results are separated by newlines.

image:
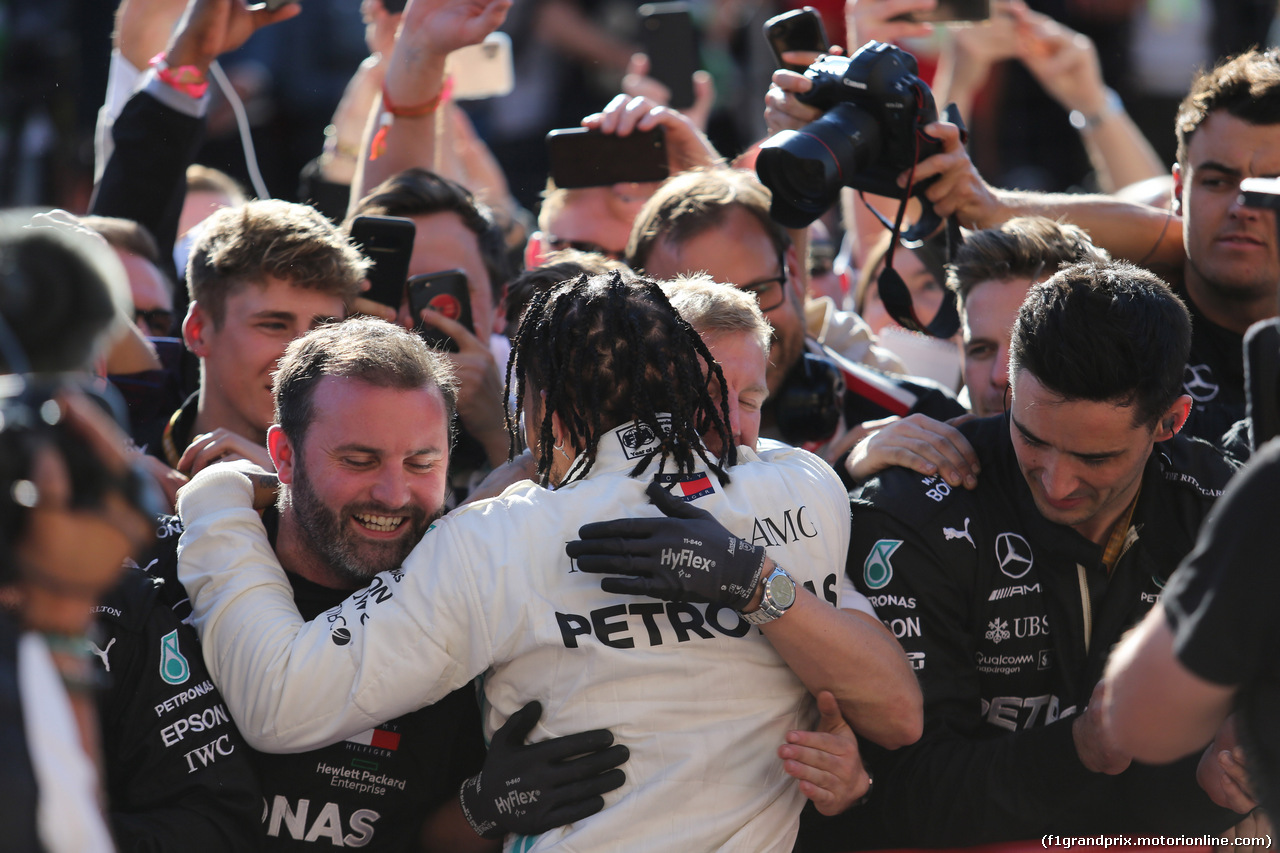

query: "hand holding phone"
xmin=409 ymin=270 xmax=473 ymax=353
xmin=349 ymin=216 xmax=417 ymax=310
xmin=546 ymin=127 xmax=669 ymax=189
xmin=764 ymin=8 xmax=830 ymax=74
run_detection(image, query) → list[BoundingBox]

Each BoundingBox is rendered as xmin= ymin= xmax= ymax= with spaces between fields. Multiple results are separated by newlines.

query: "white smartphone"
xmin=447 ymin=33 xmax=515 ymax=101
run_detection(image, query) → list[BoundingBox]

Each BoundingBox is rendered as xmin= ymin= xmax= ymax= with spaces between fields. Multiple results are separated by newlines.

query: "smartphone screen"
xmin=408 ymin=270 xmax=472 ymax=353
xmin=764 ymin=7 xmax=829 ymax=73
xmin=1240 ymin=177 xmax=1280 ymax=211
xmin=349 ymin=215 xmax=417 ymax=310
xmin=891 ymin=0 xmax=990 ymax=23
xmin=638 ymin=2 xmax=699 ymax=109
xmin=546 ymin=127 xmax=669 ymax=189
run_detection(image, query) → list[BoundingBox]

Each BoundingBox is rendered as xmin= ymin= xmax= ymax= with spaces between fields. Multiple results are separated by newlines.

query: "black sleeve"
xmin=843 ymin=507 xmax=1108 ymax=846
xmin=1165 ymin=440 xmax=1280 ymax=686
xmin=89 ymin=90 xmax=205 ymax=276
xmin=95 ymin=571 xmax=262 ymax=853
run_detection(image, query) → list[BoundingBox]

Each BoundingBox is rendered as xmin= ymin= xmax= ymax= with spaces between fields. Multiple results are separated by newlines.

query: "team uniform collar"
xmin=568 ymin=415 xmax=721 ymax=481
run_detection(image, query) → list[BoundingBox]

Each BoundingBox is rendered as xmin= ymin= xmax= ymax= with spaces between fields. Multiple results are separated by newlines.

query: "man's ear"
xmin=783 ymin=241 xmax=806 ymax=303
xmin=1156 ymin=395 xmax=1193 ymax=441
xmin=1172 ymin=163 xmax=1185 ymax=218
xmin=268 ymin=425 xmax=297 ymax=484
xmin=183 ymin=301 xmax=210 ymax=357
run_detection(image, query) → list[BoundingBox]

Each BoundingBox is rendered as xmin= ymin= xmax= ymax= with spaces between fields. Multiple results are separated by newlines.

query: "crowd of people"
xmin=4 ymin=0 xmax=1280 ymax=851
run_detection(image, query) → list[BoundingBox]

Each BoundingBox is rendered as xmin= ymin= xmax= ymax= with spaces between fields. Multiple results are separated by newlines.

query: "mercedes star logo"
xmin=1182 ymin=364 xmax=1219 ymax=403
xmin=995 ymin=532 xmax=1034 ymax=579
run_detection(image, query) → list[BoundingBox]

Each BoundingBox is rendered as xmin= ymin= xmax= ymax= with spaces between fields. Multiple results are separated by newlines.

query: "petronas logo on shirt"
xmin=864 ymin=539 xmax=902 ymax=590
xmin=159 ymin=629 xmax=190 ymax=685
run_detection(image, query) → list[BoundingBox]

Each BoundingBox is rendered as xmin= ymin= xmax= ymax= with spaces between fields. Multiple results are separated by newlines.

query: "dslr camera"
xmin=756 ymin=41 xmax=945 ymax=229
xmin=0 ymin=377 xmax=160 ymax=584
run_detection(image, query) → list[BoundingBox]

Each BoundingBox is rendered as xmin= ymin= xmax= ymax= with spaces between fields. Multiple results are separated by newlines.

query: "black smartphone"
xmin=764 ymin=7 xmax=829 ymax=74
xmin=349 ymin=215 xmax=417 ymax=310
xmin=891 ymin=0 xmax=990 ymax=23
xmin=546 ymin=127 xmax=669 ymax=189
xmin=1240 ymin=176 xmax=1280 ymax=212
xmin=637 ymin=2 xmax=699 ymax=110
xmin=408 ymin=270 xmax=473 ymax=352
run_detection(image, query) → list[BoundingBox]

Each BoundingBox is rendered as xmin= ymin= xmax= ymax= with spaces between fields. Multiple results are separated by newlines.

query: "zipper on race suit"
xmin=1076 ymin=563 xmax=1092 ymax=656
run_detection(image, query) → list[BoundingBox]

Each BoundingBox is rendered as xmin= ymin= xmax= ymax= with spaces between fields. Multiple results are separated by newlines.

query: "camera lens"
xmin=756 ymin=104 xmax=882 ymax=229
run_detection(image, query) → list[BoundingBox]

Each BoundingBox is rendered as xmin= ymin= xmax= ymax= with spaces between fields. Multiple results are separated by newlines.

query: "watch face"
xmin=768 ymin=571 xmax=797 ymax=609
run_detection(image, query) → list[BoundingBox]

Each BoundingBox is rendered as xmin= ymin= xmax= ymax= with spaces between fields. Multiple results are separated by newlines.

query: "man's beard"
xmin=286 ymin=464 xmax=439 ymax=585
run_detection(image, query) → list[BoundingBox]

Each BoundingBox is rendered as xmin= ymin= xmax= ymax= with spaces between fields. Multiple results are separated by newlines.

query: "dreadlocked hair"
xmin=504 ymin=270 xmax=736 ymax=488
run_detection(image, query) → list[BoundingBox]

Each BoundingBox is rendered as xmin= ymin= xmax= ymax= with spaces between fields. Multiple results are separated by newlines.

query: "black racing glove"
xmin=458 ymin=700 xmax=629 ymax=839
xmin=566 ymin=480 xmax=767 ymax=611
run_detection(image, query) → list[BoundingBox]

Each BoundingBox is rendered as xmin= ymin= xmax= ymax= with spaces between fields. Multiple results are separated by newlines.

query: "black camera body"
xmin=756 ymin=41 xmax=944 ymax=229
xmin=0 ymin=377 xmax=160 ymax=584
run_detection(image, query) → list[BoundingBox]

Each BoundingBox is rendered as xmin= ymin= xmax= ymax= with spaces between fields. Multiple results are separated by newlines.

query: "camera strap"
xmin=866 ymin=100 xmax=964 ymax=340
xmin=874 ymin=216 xmax=961 ymax=339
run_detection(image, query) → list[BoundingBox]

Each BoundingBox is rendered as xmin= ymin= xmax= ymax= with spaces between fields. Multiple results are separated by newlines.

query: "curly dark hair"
xmin=505 ymin=270 xmax=735 ymax=487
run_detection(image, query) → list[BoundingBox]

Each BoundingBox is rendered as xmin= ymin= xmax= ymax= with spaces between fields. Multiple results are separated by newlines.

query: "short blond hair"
xmin=187 ymin=199 xmax=367 ymax=326
xmin=662 ymin=274 xmax=771 ymax=355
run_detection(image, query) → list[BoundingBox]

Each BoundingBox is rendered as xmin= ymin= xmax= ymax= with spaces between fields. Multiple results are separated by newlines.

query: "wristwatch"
xmin=1069 ymin=87 xmax=1123 ymax=132
xmin=741 ymin=565 xmax=797 ymax=625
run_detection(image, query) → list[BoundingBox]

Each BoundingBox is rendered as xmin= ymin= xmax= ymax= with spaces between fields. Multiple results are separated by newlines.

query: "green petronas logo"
xmin=864 ymin=539 xmax=902 ymax=590
xmin=159 ymin=629 xmax=190 ymax=685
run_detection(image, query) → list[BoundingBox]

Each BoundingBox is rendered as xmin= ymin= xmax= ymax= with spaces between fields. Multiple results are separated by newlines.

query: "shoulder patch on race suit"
xmin=614 ymin=416 xmax=672 ymax=460
xmin=655 ymin=471 xmax=715 ymax=502
xmin=863 ymin=539 xmax=902 ymax=589
xmin=854 ymin=467 xmax=971 ymax=533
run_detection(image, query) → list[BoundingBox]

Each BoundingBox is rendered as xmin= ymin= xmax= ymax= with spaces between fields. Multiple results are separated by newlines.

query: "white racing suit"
xmin=177 ymin=423 xmax=853 ymax=852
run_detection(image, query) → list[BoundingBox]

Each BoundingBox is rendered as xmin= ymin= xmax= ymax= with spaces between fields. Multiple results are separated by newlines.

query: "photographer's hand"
xmin=458 ymin=700 xmax=628 ymax=838
xmin=567 ymin=481 xmax=767 ymax=610
xmin=15 ymin=391 xmax=154 ymax=635
xmin=764 ymin=69 xmax=821 ymax=137
xmin=905 ymin=120 xmax=1005 ymax=229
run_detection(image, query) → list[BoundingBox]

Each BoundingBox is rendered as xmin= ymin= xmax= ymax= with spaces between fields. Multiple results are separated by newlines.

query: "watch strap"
xmin=1069 ymin=87 xmax=1123 ymax=132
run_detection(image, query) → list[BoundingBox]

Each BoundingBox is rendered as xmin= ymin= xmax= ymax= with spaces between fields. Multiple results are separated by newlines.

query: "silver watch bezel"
xmin=741 ymin=566 xmax=796 ymax=625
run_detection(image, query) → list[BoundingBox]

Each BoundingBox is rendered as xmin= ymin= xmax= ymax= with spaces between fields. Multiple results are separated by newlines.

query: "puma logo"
xmin=89 ymin=637 xmax=116 ymax=672
xmin=943 ymin=517 xmax=975 ymax=549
